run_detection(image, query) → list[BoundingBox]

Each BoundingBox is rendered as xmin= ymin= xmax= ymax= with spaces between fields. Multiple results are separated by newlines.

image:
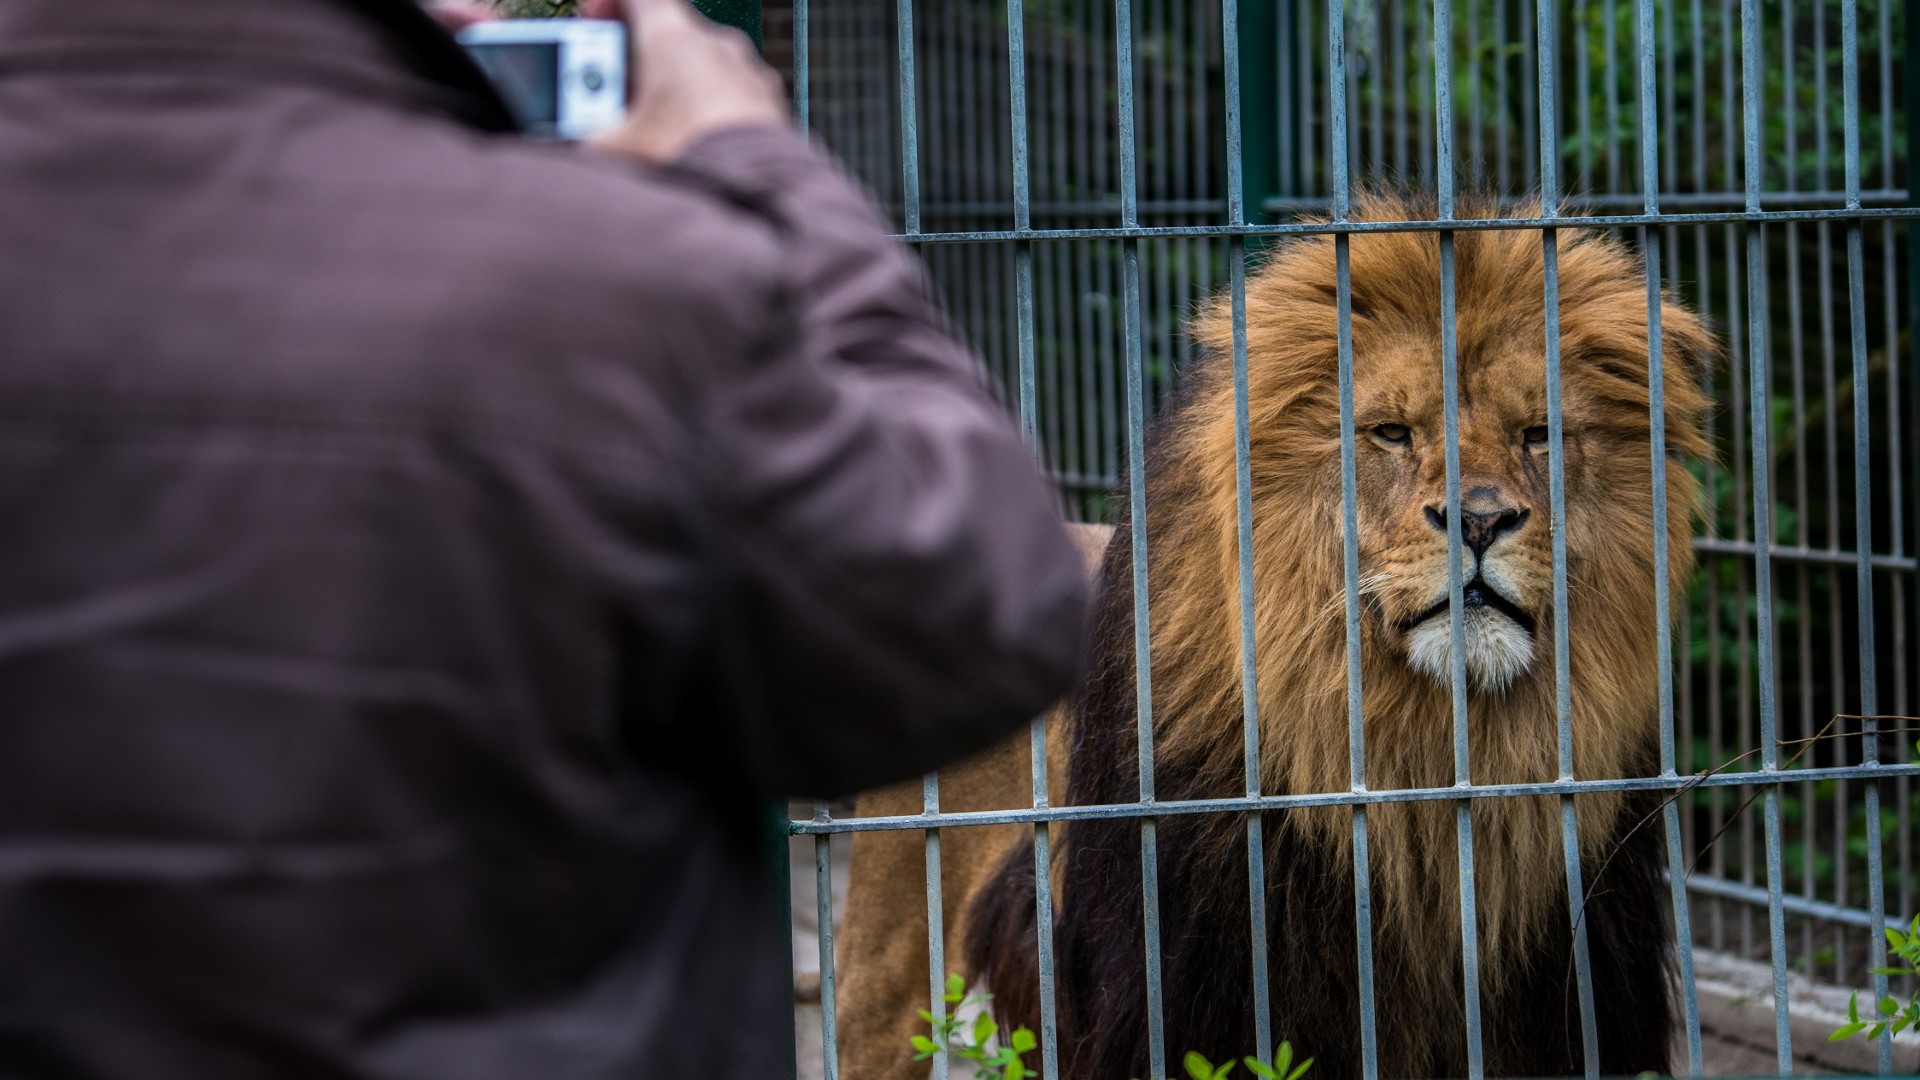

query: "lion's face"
xmin=1353 ymin=339 xmax=1556 ymax=692
xmin=1188 ymin=201 xmax=1714 ymax=704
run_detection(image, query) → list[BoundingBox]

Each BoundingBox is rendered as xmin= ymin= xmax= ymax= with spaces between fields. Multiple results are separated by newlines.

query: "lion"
xmin=837 ymin=194 xmax=1714 ymax=1080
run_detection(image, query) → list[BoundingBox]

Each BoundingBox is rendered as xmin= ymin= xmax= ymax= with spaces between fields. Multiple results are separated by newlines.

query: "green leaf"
xmin=1869 ymin=1022 xmax=1889 ymax=1040
xmin=1888 ymin=928 xmax=1909 ymax=950
xmin=1274 ymin=1041 xmax=1294 ymax=1076
xmin=912 ymin=1036 xmax=940 ymax=1053
xmin=947 ymin=973 xmax=967 ymax=999
xmin=1831 ymin=1022 xmax=1867 ymax=1041
xmin=973 ymin=1013 xmax=998 ymax=1046
xmin=1010 ymin=1029 xmax=1038 ymax=1053
xmin=918 ymin=1009 xmax=938 ymax=1025
xmin=1242 ymin=1057 xmax=1280 ymax=1080
xmin=1881 ymin=996 xmax=1901 ymax=1017
xmin=1285 ymin=1057 xmax=1315 ymax=1080
xmin=1848 ymin=992 xmax=1862 ymax=1023
xmin=1185 ymin=1051 xmax=1215 ymax=1080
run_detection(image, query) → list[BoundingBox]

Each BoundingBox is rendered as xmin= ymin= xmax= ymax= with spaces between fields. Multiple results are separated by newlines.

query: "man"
xmin=0 ymin=0 xmax=1088 ymax=1076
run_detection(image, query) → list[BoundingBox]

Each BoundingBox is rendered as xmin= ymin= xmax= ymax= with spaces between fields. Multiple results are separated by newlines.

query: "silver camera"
xmin=457 ymin=19 xmax=626 ymax=141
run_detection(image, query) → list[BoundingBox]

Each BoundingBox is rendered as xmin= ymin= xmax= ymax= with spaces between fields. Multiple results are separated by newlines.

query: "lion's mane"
xmin=964 ymin=195 xmax=1714 ymax=1078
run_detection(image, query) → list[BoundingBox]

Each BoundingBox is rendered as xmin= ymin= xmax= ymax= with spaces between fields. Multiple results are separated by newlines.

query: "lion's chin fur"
xmin=1404 ymin=611 xmax=1537 ymax=692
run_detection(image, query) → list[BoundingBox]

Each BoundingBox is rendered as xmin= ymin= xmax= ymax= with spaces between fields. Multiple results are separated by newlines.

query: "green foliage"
xmin=912 ymin=973 xmax=1035 ymax=1080
xmin=914 ymin=973 xmax=1313 ymax=1080
xmin=1830 ymin=914 xmax=1920 ymax=1043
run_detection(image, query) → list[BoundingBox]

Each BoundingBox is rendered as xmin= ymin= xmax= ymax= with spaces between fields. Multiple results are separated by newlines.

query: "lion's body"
xmin=842 ymin=197 xmax=1713 ymax=1080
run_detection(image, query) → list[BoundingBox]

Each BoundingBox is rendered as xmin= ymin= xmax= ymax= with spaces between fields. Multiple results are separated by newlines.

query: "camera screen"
xmin=465 ymin=42 xmax=561 ymax=136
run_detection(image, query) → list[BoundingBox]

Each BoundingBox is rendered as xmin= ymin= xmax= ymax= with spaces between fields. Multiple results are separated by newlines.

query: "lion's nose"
xmin=1423 ymin=503 xmax=1530 ymax=556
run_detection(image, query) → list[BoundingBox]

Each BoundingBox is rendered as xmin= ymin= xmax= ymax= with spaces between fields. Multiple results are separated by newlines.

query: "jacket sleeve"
xmin=664 ymin=126 xmax=1089 ymax=798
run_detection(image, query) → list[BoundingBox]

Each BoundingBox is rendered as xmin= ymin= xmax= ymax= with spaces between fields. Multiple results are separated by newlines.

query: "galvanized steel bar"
xmin=1002 ymin=2 xmax=1058 ymax=1073
xmin=1539 ymin=0 xmax=1603 ymax=1067
xmin=1326 ymin=2 xmax=1377 ymax=1073
xmin=1114 ymin=1 xmax=1163 ymax=1073
xmin=791 ymin=0 xmax=807 ymax=132
xmin=1431 ymin=0 xmax=1484 ymax=1068
xmin=814 ymin=800 xmax=840 ymax=1080
xmin=924 ymin=773 xmax=947 ymax=1080
xmin=1631 ymin=0 xmax=1702 ymax=1066
xmin=894 ymin=0 xmax=920 ymax=235
xmin=888 ymin=206 xmax=1920 ymax=245
xmin=1224 ymin=0 xmax=1274 ymax=1063
xmin=1738 ymin=0 xmax=1790 ymax=1064
xmin=789 ymin=762 xmax=1920 ymax=835
xmin=1840 ymin=0 xmax=1891 ymax=1067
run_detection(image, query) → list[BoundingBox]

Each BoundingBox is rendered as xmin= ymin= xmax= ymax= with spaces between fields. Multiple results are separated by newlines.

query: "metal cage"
xmin=780 ymin=0 xmax=1914 ymax=1075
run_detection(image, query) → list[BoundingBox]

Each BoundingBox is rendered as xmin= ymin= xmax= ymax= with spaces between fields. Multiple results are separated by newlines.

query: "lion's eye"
xmin=1373 ymin=423 xmax=1412 ymax=445
xmin=1523 ymin=425 xmax=1550 ymax=446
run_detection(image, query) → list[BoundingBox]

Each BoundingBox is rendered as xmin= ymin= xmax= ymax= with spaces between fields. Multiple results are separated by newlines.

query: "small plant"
xmin=911 ymin=973 xmax=1036 ymax=1080
xmin=1830 ymin=913 xmax=1920 ymax=1043
xmin=910 ymin=973 xmax=1312 ymax=1080
xmin=1180 ymin=1041 xmax=1314 ymax=1080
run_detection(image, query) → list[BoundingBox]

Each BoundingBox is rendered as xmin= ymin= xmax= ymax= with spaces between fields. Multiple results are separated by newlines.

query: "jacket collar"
xmin=0 ymin=0 xmax=519 ymax=133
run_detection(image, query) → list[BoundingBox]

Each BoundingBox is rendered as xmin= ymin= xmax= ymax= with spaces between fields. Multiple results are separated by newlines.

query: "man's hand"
xmin=582 ymin=0 xmax=790 ymax=163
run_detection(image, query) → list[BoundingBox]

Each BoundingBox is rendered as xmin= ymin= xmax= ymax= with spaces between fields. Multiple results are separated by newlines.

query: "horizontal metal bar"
xmin=1686 ymin=873 xmax=1895 ymax=930
xmin=1693 ymin=536 xmax=1920 ymax=571
xmin=895 ymin=207 xmax=1920 ymax=245
xmin=1257 ymin=189 xmax=1913 ymax=214
xmin=792 ymin=762 xmax=1920 ymax=834
xmin=901 ymin=188 xmax=1913 ymax=221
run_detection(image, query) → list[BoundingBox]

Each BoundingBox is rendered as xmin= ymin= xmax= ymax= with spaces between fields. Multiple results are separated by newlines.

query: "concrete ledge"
xmin=1693 ymin=949 xmax=1920 ymax=1075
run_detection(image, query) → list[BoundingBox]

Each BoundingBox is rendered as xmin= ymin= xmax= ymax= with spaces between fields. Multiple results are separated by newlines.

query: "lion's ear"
xmin=1656 ymin=297 xmax=1720 ymax=386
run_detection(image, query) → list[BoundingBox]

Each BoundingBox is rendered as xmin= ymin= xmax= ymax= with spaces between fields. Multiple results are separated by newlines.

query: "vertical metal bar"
xmin=1543 ymin=0 xmax=1601 ymax=1068
xmin=1840 ymin=0 xmax=1892 ymax=1067
xmin=1326 ymin=4 xmax=1376 ymax=1074
xmin=895 ymin=0 xmax=921 ymax=235
xmin=792 ymin=0 xmax=808 ymax=132
xmin=1433 ymin=0 xmax=1484 ymax=1072
xmin=1781 ymin=0 xmax=1818 ymax=988
xmin=924 ymin=774 xmax=947 ymax=1080
xmin=1603 ymin=0 xmax=1619 ymax=193
xmin=1003 ymin=2 xmax=1059 ymax=1073
xmin=1629 ymin=0 xmax=1701 ymax=1065
xmin=1366 ymin=0 xmax=1384 ymax=177
xmin=1010 ymin=0 xmax=1035 ymax=441
xmin=1739 ymin=0 xmax=1789 ymax=1065
xmin=814 ymin=800 xmax=840 ymax=1080
xmin=1467 ymin=0 xmax=1483 ymax=181
xmin=1575 ymin=0 xmax=1591 ymax=188
xmin=1393 ymin=0 xmax=1411 ymax=176
xmin=1722 ymin=0 xmax=1754 ymax=965
xmin=1520 ymin=0 xmax=1537 ymax=189
xmin=1114 ymin=2 xmax=1162 ymax=1075
xmin=1224 ymin=0 xmax=1273 ymax=1062
xmin=1887 ymin=0 xmax=1915 ymax=1001
xmin=1493 ymin=0 xmax=1510 ymax=190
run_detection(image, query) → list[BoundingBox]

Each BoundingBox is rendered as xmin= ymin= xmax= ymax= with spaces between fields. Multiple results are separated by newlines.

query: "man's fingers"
xmin=424 ymin=0 xmax=495 ymax=30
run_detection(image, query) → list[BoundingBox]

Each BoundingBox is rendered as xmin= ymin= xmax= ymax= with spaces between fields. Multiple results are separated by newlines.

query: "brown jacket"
xmin=0 ymin=1 xmax=1088 ymax=1076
